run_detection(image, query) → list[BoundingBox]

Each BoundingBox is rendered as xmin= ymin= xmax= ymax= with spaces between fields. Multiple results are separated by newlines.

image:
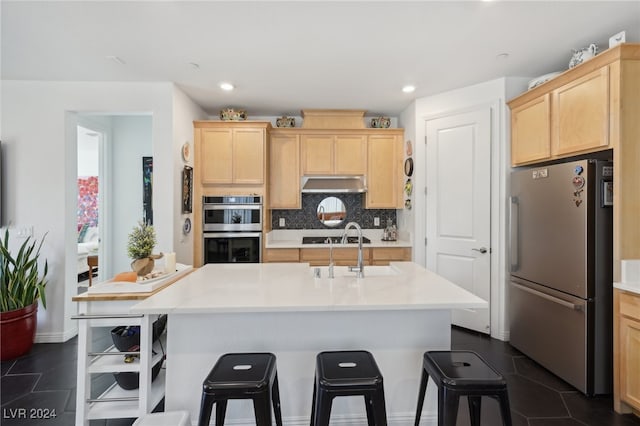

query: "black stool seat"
xmin=311 ymin=350 xmax=387 ymax=426
xmin=198 ymin=352 xmax=282 ymax=426
xmin=414 ymin=350 xmax=512 ymax=426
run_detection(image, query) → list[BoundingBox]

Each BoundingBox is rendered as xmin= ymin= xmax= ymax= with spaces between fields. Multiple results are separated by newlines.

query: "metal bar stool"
xmin=311 ymin=350 xmax=387 ymax=426
xmin=198 ymin=352 xmax=282 ymax=426
xmin=414 ymin=350 xmax=512 ymax=426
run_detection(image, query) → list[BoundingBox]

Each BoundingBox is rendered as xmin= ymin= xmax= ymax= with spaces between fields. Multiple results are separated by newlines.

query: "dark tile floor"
xmin=449 ymin=327 xmax=640 ymax=426
xmin=1 ymin=326 xmax=639 ymax=425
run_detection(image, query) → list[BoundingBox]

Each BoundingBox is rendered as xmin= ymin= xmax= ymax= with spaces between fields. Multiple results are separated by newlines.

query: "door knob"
xmin=472 ymin=247 xmax=488 ymax=254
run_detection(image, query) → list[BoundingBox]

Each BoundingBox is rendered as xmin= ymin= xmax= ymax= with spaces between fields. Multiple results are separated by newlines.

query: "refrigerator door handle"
xmin=511 ymin=282 xmax=584 ymax=311
xmin=509 ymin=196 xmax=519 ymax=272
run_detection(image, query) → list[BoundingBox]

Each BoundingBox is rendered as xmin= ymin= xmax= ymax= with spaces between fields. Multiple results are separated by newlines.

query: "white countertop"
xmin=130 ymin=262 xmax=487 ymax=314
xmin=614 ymin=281 xmax=640 ymax=295
xmin=265 ymin=229 xmax=412 ymax=248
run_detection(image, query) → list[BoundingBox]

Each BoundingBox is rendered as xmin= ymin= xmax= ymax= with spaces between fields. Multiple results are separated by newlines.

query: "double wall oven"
xmin=202 ymin=196 xmax=262 ymax=264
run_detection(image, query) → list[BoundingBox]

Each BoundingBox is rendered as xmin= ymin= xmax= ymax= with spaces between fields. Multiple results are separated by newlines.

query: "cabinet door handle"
xmin=472 ymin=247 xmax=488 ymax=254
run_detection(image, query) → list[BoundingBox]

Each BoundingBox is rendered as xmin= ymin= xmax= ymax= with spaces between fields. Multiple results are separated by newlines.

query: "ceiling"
xmin=2 ymin=1 xmax=639 ymax=117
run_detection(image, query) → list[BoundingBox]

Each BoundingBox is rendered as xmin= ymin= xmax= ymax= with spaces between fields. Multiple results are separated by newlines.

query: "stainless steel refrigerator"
xmin=509 ymin=159 xmax=613 ymax=396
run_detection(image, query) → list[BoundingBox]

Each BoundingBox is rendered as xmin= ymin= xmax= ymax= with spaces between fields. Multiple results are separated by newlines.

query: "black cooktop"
xmin=302 ymin=236 xmax=371 ymax=244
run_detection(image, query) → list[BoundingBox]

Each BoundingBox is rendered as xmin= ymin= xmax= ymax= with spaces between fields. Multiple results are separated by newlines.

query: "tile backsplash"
xmin=271 ymin=193 xmax=397 ymax=230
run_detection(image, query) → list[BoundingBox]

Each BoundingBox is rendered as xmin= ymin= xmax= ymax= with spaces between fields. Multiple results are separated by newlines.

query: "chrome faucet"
xmin=325 ymin=237 xmax=335 ymax=279
xmin=342 ymin=222 xmax=364 ymax=278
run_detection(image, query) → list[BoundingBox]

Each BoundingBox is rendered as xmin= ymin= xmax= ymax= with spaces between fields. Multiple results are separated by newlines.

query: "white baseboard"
xmin=35 ymin=326 xmax=78 ymax=343
xmin=491 ymin=331 xmax=509 ymax=342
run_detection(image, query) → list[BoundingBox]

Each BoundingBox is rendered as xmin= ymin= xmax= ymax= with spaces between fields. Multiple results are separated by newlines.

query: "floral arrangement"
xmin=127 ymin=221 xmax=156 ymax=260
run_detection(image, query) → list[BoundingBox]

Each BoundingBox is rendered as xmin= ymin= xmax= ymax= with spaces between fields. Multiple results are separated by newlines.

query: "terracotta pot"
xmin=0 ymin=303 xmax=38 ymax=361
xmin=131 ymin=257 xmax=154 ymax=276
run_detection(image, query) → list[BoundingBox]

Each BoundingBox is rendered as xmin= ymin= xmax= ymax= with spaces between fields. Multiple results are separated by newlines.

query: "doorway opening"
xmin=76 ymin=125 xmax=102 ymax=287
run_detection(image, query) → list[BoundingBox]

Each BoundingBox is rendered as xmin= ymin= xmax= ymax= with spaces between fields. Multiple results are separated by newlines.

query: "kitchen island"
xmin=130 ymin=262 xmax=487 ymax=424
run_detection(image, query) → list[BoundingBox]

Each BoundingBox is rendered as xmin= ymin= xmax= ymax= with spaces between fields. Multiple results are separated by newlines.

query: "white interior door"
xmin=425 ymin=107 xmax=491 ymax=334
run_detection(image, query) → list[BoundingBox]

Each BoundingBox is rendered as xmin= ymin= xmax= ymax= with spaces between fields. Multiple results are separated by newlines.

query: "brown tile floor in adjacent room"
xmin=1 ymin=325 xmax=639 ymax=425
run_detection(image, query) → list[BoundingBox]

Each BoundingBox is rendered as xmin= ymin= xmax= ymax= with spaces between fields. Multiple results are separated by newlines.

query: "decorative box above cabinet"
xmin=194 ymin=121 xmax=270 ymax=185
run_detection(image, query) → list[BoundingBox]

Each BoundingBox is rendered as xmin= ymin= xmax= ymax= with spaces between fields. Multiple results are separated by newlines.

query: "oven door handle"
xmin=204 ymin=232 xmax=262 ymax=239
xmin=203 ymin=205 xmax=262 ymax=211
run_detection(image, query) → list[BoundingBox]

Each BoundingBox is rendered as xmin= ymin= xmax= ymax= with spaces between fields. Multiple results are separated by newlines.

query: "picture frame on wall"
xmin=142 ymin=156 xmax=153 ymax=225
xmin=182 ymin=166 xmax=193 ymax=213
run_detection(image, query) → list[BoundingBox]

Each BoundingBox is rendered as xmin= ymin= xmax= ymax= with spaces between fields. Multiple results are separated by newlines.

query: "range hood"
xmin=301 ymin=175 xmax=367 ymax=193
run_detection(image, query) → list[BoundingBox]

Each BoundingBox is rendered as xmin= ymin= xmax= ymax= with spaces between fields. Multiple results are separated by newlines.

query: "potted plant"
xmin=127 ymin=221 xmax=162 ymax=276
xmin=0 ymin=229 xmax=48 ymax=361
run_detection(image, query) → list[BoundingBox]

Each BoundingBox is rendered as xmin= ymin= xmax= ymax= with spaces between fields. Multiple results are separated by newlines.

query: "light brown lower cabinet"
xmin=263 ymin=247 xmax=411 ymax=266
xmin=300 ymin=247 xmax=372 ymax=267
xmin=371 ymin=247 xmax=412 ymax=265
xmin=262 ymin=248 xmax=300 ymax=263
xmin=616 ymin=289 xmax=640 ymax=415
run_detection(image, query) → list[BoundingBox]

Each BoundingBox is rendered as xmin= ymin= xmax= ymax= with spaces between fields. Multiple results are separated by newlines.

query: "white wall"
xmin=110 ymin=115 xmax=153 ymax=274
xmin=77 ymin=127 xmax=99 ymax=176
xmin=1 ymin=81 xmax=175 ymax=342
xmin=399 ymin=77 xmax=529 ymax=341
xmin=171 ymin=87 xmax=207 ymax=265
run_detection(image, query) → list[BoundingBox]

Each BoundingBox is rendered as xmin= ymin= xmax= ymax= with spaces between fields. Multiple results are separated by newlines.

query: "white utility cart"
xmin=72 ymin=266 xmax=192 ymax=425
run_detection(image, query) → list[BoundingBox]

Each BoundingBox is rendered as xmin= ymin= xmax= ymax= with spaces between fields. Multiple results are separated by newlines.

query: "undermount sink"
xmin=310 ymin=265 xmax=400 ymax=278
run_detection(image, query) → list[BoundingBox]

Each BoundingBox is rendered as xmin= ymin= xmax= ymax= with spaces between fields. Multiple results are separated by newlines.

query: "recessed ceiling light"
xmin=188 ymin=62 xmax=200 ymax=70
xmin=402 ymin=85 xmax=416 ymax=93
xmin=220 ymin=82 xmax=234 ymax=91
xmin=106 ymin=56 xmax=125 ymax=65
xmin=496 ymin=53 xmax=510 ymax=60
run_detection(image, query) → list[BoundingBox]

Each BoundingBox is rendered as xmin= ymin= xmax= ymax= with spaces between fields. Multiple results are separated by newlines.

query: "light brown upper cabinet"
xmin=195 ymin=121 xmax=269 ymax=185
xmin=552 ymin=67 xmax=609 ymax=156
xmin=301 ymin=134 xmax=367 ymax=175
xmin=269 ymin=132 xmax=300 ymax=209
xmin=507 ymin=46 xmax=634 ymax=166
xmin=366 ymin=133 xmax=403 ymax=208
xmin=510 ymin=94 xmax=551 ymax=165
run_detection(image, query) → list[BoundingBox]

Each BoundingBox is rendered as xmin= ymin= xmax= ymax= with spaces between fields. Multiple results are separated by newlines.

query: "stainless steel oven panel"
xmin=202 ymin=204 xmax=263 ymax=232
xmin=203 ymin=196 xmax=262 ymax=205
xmin=203 ymin=223 xmax=262 ymax=232
xmin=203 ymin=204 xmax=262 ymax=211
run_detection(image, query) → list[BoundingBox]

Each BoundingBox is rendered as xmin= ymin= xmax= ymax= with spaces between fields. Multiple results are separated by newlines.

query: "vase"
xmin=131 ymin=257 xmax=154 ymax=276
xmin=1 ymin=302 xmax=38 ymax=361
